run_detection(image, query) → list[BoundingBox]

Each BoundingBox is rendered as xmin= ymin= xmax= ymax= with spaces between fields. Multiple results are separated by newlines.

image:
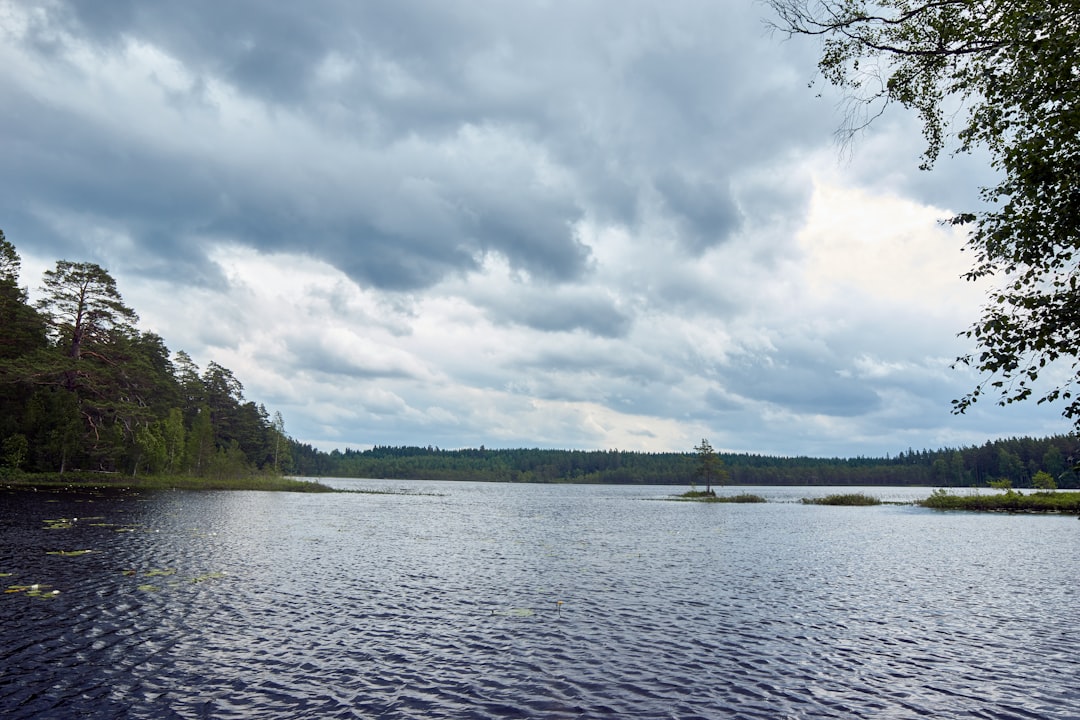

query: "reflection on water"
xmin=2 ymin=482 xmax=1078 ymax=718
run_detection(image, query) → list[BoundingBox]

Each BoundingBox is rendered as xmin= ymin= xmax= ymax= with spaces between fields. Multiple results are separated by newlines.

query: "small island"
xmin=669 ymin=439 xmax=767 ymax=503
xmin=802 ymin=493 xmax=881 ymax=506
xmin=916 ymin=472 xmax=1080 ymax=514
xmin=673 ymin=490 xmax=768 ymax=503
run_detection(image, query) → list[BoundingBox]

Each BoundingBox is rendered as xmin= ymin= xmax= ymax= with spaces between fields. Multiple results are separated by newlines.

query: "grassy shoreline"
xmin=1 ymin=471 xmax=337 ymax=493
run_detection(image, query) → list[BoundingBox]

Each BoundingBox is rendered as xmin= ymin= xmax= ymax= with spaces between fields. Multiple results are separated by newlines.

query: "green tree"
xmin=25 ymin=387 xmax=83 ymax=473
xmin=202 ymin=361 xmax=244 ymax=446
xmin=162 ymin=407 xmax=186 ymax=474
xmin=768 ymin=0 xmax=1080 ymax=426
xmin=132 ymin=423 xmax=166 ymax=477
xmin=0 ymin=232 xmax=49 ymax=444
xmin=1 ymin=433 xmax=29 ymax=470
xmin=271 ymin=410 xmax=291 ymax=473
xmin=38 ymin=260 xmax=138 ymax=363
xmin=1042 ymin=445 xmax=1066 ymax=479
xmin=185 ymin=405 xmax=215 ymax=476
xmin=33 ymin=261 xmax=174 ymax=470
xmin=1032 ymin=470 xmax=1057 ymax=491
xmin=0 ymin=230 xmax=47 ymax=362
xmin=207 ymin=440 xmax=249 ymax=480
xmin=694 ymin=438 xmax=727 ymax=494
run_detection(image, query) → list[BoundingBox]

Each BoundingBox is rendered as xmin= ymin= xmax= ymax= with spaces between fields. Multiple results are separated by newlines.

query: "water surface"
xmin=2 ymin=482 xmax=1077 ymax=718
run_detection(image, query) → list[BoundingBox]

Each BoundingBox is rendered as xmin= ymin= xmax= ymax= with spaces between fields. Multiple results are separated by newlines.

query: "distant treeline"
xmin=289 ymin=434 xmax=1080 ymax=488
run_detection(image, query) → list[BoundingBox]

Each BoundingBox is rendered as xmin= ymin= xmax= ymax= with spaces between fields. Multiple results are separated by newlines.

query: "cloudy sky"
xmin=0 ymin=0 xmax=1068 ymax=457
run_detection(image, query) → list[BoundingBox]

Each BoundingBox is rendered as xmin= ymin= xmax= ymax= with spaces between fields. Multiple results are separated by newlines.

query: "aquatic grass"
xmin=45 ymin=549 xmax=93 ymax=557
xmin=919 ymin=488 xmax=1080 ymax=514
xmin=801 ymin=493 xmax=882 ymax=506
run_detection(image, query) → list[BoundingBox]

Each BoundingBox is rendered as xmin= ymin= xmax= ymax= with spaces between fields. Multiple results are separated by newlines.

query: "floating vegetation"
xmin=121 ymin=567 xmax=176 ymax=578
xmin=46 ymin=549 xmax=93 ymax=557
xmin=802 ymin=493 xmax=882 ymax=506
xmin=42 ymin=516 xmax=107 ymax=530
xmin=137 ymin=584 xmax=160 ymax=592
xmin=6 ymin=584 xmax=60 ymax=599
xmin=491 ymin=608 xmax=535 ymax=617
xmin=190 ymin=571 xmax=227 ymax=584
xmin=490 ymin=601 xmax=565 ymax=617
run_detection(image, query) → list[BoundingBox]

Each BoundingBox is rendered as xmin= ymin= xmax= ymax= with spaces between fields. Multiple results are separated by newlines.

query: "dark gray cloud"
xmin=479 ymin=287 xmax=631 ymax=338
xmin=654 ymin=172 xmax=742 ymax=254
xmin=0 ymin=0 xmax=841 ymax=298
xmin=724 ymin=350 xmax=882 ymax=418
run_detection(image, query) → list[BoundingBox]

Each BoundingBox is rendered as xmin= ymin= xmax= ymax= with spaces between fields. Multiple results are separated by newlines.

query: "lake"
xmin=2 ymin=481 xmax=1078 ymax=719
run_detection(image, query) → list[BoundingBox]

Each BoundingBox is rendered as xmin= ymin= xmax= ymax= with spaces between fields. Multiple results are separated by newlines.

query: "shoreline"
xmin=0 ymin=472 xmax=337 ymax=493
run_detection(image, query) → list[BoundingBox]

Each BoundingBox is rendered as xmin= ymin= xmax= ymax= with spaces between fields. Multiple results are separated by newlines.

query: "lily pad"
xmin=137 ymin=584 xmax=160 ymax=592
xmin=6 ymin=584 xmax=60 ymax=599
xmin=190 ymin=571 xmax=227 ymax=583
xmin=146 ymin=568 xmax=177 ymax=577
xmin=491 ymin=608 xmax=535 ymax=617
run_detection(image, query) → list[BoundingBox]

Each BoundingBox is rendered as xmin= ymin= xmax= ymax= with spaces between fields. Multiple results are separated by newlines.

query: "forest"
xmin=0 ymin=231 xmax=290 ymax=479
xmin=3 ymin=229 xmax=1078 ymax=488
xmin=288 ymin=436 xmax=1080 ymax=488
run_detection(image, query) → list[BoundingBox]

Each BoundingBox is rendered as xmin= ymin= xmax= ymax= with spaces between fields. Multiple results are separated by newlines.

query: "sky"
xmin=0 ymin=0 xmax=1070 ymax=457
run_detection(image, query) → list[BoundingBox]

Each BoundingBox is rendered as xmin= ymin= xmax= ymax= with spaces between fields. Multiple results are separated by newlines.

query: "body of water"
xmin=2 ymin=481 xmax=1077 ymax=718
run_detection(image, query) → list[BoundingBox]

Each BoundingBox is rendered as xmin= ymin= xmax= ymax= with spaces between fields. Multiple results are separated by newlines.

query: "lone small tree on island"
xmin=693 ymin=438 xmax=728 ymax=496
xmin=1032 ymin=471 xmax=1057 ymax=493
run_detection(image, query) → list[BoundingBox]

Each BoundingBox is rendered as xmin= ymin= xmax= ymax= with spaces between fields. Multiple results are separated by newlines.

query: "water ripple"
xmin=3 ymin=485 xmax=1080 ymax=718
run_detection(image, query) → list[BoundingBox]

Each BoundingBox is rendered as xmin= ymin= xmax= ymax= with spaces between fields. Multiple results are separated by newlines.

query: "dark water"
xmin=2 ymin=481 xmax=1078 ymax=719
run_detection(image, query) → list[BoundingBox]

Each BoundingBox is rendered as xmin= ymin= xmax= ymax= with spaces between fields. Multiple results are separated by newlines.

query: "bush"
xmin=802 ymin=493 xmax=881 ymax=506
